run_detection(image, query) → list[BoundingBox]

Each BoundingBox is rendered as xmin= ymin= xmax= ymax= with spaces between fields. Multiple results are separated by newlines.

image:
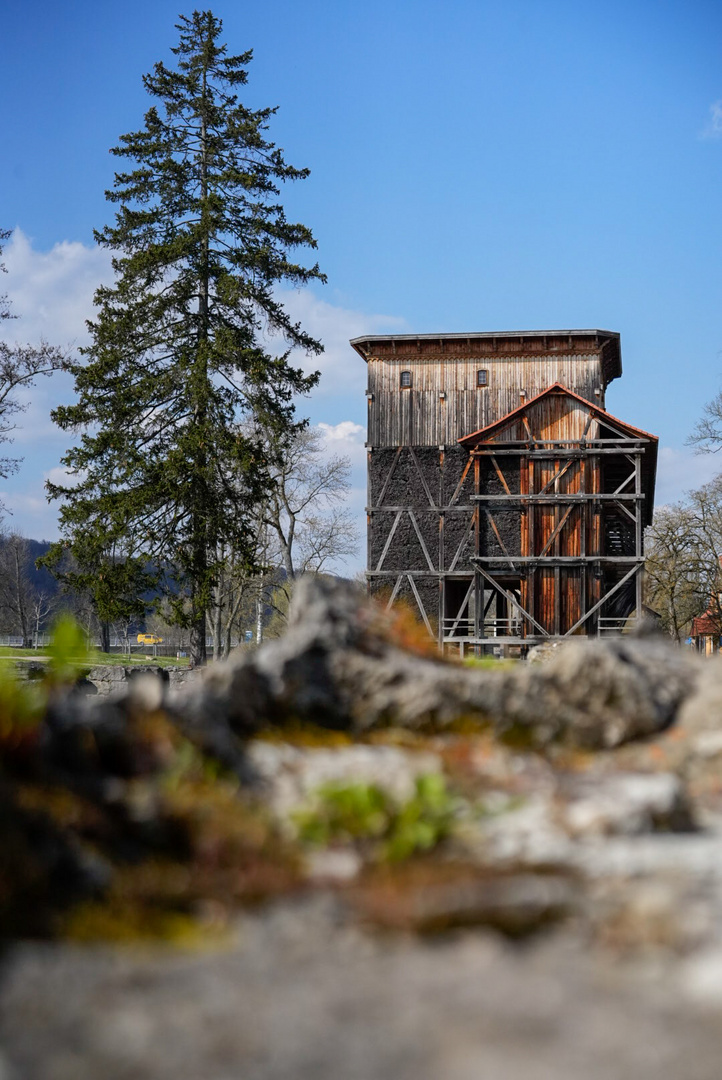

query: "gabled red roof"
xmin=457 ymin=383 xmax=658 ymax=447
xmin=691 ymin=614 xmax=720 ymax=638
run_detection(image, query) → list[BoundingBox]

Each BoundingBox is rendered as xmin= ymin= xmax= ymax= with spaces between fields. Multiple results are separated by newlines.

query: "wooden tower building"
xmin=352 ymin=330 xmax=658 ymax=655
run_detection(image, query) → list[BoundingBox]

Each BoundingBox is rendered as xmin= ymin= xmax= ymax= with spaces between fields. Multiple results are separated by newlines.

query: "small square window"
xmin=477 ymin=369 xmax=488 ymax=387
xmin=400 ymin=370 xmax=412 ymax=388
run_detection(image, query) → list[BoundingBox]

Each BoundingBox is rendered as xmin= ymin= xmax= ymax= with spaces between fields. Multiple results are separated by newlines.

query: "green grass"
xmin=87 ymin=652 xmax=191 ymax=668
xmin=463 ymin=655 xmax=518 ymax=670
xmin=0 ymin=648 xmax=189 ymax=668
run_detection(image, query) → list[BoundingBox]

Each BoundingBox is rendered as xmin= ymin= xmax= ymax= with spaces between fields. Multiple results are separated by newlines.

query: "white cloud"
xmin=700 ymin=100 xmax=722 ymax=140
xmin=0 ymin=231 xmax=400 ymax=551
xmin=655 ymin=445 xmax=721 ymax=505
xmin=2 ymin=228 xmax=113 ymax=346
xmin=314 ymin=421 xmax=367 ymax=574
xmin=318 ymin=419 xmax=365 ymax=442
xmin=0 ymin=483 xmax=58 ymax=541
xmin=317 ymin=420 xmax=366 ymax=462
xmin=44 ymin=465 xmax=83 ymax=489
xmin=275 ymin=287 xmax=406 ymax=400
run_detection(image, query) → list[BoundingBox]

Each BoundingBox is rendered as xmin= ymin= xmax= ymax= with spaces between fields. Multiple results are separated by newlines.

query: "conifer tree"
xmin=46 ymin=11 xmax=325 ymax=666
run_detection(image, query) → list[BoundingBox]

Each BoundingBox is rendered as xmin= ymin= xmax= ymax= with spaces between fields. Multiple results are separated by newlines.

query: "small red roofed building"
xmin=690 ymin=610 xmax=720 ymax=656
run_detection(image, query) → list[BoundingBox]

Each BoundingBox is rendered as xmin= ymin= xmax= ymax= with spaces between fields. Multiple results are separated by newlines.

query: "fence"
xmin=0 ymin=634 xmax=247 ymax=654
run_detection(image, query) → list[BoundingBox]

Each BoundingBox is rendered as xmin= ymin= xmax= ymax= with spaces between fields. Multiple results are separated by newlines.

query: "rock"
xmin=690 ymin=731 xmax=722 ymax=759
xmin=497 ymin=635 xmax=698 ymax=749
xmin=561 ymin=773 xmax=694 ymax=838
xmin=675 ymin=659 xmax=722 ymax=735
xmin=246 ymin=742 xmax=443 ymax=822
xmin=464 ymin=793 xmax=575 ymax=868
xmin=305 ymin=847 xmax=363 ymax=882
xmin=12 ymin=894 xmax=722 ymax=1080
xmin=526 ymin=641 xmax=565 ymax=663
xmin=127 ymin=673 xmax=166 ymax=713
xmin=179 ymin=576 xmax=700 ymax=749
xmin=81 ymin=665 xmax=200 ymax=699
xmin=352 ymin=865 xmax=577 ymax=935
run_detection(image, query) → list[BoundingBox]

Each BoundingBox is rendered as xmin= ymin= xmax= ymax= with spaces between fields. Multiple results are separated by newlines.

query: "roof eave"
xmin=350 ymin=330 xmax=622 ymax=382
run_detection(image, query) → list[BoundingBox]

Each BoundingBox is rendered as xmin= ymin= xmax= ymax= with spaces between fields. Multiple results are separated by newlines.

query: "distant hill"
xmin=0 ymin=538 xmax=60 ymax=598
xmin=21 ymin=540 xmax=60 ymax=597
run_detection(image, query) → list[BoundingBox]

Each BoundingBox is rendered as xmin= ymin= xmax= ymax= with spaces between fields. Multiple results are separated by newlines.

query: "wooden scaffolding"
xmin=446 ymin=385 xmax=658 ymax=652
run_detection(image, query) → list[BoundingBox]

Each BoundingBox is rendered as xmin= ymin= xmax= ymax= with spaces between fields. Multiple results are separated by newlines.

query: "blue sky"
xmin=1 ymin=0 xmax=722 ymax=568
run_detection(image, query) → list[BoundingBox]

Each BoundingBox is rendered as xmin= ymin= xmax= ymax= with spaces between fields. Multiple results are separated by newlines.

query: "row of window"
xmin=399 ymin=369 xmax=488 ymax=389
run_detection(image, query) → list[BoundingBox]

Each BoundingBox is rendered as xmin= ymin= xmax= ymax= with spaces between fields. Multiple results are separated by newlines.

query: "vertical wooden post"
xmin=580 ymin=450 xmax=586 ymax=633
xmin=366 ymin=448 xmax=373 ymax=593
xmin=526 ymin=454 xmax=534 ymax=637
xmin=635 ymin=453 xmax=643 ymax=624
xmin=592 ymin=449 xmax=601 ymax=636
xmin=475 ymin=454 xmax=483 ymax=642
xmin=553 ymin=455 xmax=561 ymax=636
xmin=438 ymin=447 xmax=444 ymax=647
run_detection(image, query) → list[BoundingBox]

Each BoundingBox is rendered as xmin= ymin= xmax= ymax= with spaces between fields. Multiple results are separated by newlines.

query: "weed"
xmin=294 ymin=774 xmax=462 ymax=862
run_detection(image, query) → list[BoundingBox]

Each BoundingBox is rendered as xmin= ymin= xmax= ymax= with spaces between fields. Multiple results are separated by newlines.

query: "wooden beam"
xmin=449 ymin=456 xmax=474 ymax=506
xmin=375 ymin=510 xmax=402 ymax=571
xmin=489 ymin=455 xmax=511 ymax=495
xmin=368 ymin=505 xmax=474 ymax=513
xmin=473 ymin=493 xmax=644 ymax=503
xmin=448 ymin=578 xmax=475 ymax=637
xmin=475 ymin=565 xmax=551 ymax=638
xmin=408 ymin=510 xmax=436 ymax=572
xmin=565 ymin=564 xmax=639 ymax=636
xmin=409 ymin=446 xmax=437 ymax=508
xmin=485 ymin=507 xmax=514 ymax=561
xmin=385 ymin=575 xmax=404 ymax=610
xmin=407 ymin=574 xmax=435 ymax=638
xmin=635 ymin=456 xmax=643 ymax=619
xmin=472 ymin=439 xmax=648 ymax=449
xmin=473 ymin=555 xmax=644 ymax=564
xmin=612 ymin=471 xmax=636 ymax=496
xmin=376 ymin=447 xmax=402 ymax=506
xmin=538 ymin=458 xmax=575 ymax=495
xmin=449 ymin=512 xmax=476 ymax=571
xmin=473 ymin=448 xmax=645 ymax=458
xmin=539 ymin=504 xmax=575 ymax=556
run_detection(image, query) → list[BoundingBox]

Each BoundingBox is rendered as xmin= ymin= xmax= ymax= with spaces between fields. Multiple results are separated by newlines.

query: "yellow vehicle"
xmin=137 ymin=633 xmax=164 ymax=645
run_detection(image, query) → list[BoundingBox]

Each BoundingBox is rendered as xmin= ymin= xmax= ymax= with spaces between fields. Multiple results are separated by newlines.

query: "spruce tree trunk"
xmin=213 ymin=601 xmax=222 ymax=662
xmin=189 ymin=54 xmax=211 ymax=673
xmin=100 ymin=621 xmax=111 ymax=654
xmin=256 ymin=575 xmax=264 ymax=646
xmin=190 ymin=615 xmax=206 ymax=668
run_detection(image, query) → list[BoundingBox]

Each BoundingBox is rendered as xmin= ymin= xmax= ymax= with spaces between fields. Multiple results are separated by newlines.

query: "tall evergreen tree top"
xmin=94 ymin=10 xmax=325 ymax=361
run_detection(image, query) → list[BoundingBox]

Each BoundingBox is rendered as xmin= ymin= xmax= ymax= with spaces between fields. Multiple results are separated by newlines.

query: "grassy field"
xmin=0 ymin=648 xmax=190 ymax=668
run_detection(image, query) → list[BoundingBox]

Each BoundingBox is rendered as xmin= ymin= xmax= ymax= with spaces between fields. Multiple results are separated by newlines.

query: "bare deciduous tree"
xmin=206 ymin=535 xmax=262 ymax=661
xmin=0 ymin=229 xmax=65 ymax=505
xmin=30 ymin=590 xmax=55 ymax=648
xmin=261 ymin=427 xmax=359 ymax=581
xmin=0 ymin=534 xmax=41 ymax=645
xmin=689 ymin=390 xmax=722 ymax=454
xmin=645 ymin=478 xmax=722 ymax=641
xmin=203 ymin=426 xmax=360 ymax=655
xmin=645 ymin=504 xmax=707 ymax=641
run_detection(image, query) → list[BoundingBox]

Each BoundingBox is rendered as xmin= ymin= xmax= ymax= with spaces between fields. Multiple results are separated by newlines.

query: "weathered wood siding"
xmin=477 ymin=403 xmax=607 ymax=636
xmin=367 ymin=354 xmax=604 ymax=447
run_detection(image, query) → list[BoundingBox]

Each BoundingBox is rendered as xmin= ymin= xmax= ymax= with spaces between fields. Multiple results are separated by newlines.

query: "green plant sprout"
xmin=294 ymin=774 xmax=462 ymax=862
